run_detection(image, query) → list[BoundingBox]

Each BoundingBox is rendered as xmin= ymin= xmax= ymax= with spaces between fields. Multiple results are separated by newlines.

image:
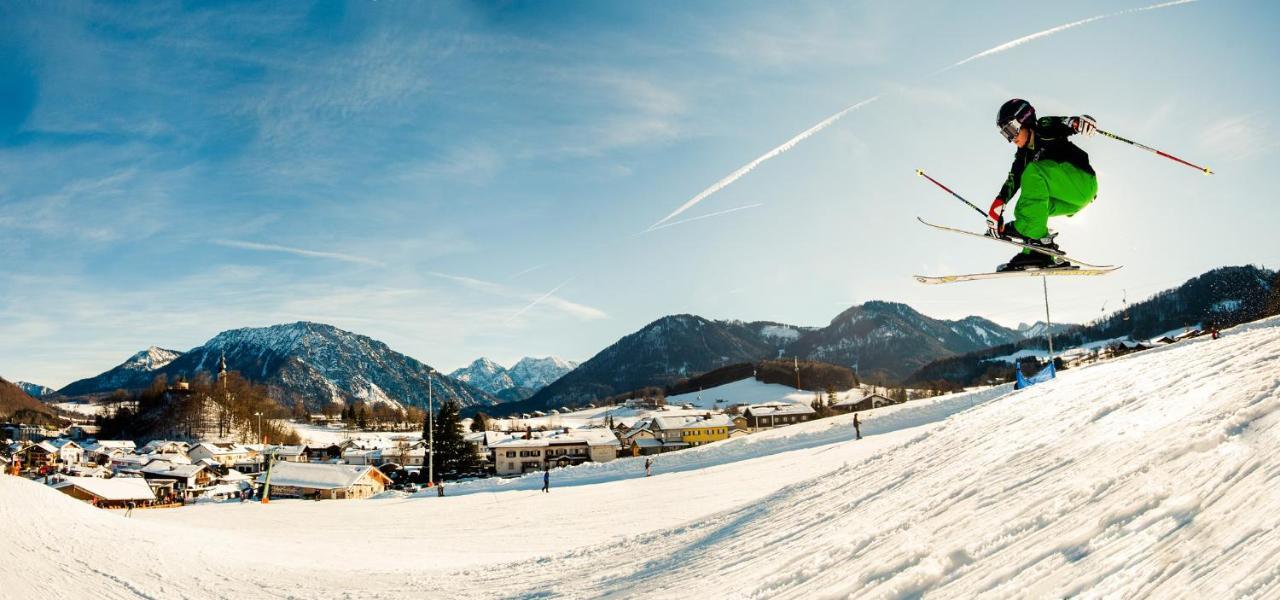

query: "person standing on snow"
xmin=644 ymin=458 xmax=652 ymax=477
xmin=853 ymin=414 xmax=862 ymax=440
xmin=542 ymin=467 xmax=550 ymax=493
xmin=987 ymin=99 xmax=1099 ymax=272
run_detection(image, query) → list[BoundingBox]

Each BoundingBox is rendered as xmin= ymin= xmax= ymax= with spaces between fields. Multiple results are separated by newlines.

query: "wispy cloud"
xmin=431 ymin=272 xmax=608 ymax=323
xmin=214 ymin=239 xmax=384 ymax=267
xmin=646 ymin=96 xmax=878 ymax=231
xmin=937 ymin=0 xmax=1198 ymax=74
xmin=643 ymin=203 xmax=765 ymax=234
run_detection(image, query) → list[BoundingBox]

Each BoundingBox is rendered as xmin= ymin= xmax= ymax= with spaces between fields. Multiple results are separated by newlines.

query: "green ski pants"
xmin=1013 ymin=160 xmax=1098 ymax=242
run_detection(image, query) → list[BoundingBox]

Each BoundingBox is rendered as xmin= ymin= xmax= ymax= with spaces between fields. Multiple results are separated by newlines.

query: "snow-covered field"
xmin=4 ymin=315 xmax=1279 ymax=598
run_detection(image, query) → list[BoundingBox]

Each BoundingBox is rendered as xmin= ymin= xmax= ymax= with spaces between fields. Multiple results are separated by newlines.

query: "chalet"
xmin=376 ymin=444 xmax=426 ymax=468
xmin=17 ymin=441 xmax=59 ymax=472
xmin=188 ymin=442 xmax=254 ymax=467
xmin=830 ymin=393 xmax=897 ymax=414
xmin=264 ymin=445 xmax=308 ymax=463
xmin=305 ymin=443 xmax=343 ymax=463
xmin=139 ymin=440 xmax=189 ymax=455
xmin=341 ymin=448 xmax=379 ymax=465
xmin=743 ymin=403 xmax=817 ymax=430
xmin=49 ymin=439 xmax=86 ymax=466
xmin=53 ymin=476 xmax=157 ymax=509
xmin=140 ymin=461 xmax=212 ymax=497
xmin=258 ymin=462 xmax=391 ymax=500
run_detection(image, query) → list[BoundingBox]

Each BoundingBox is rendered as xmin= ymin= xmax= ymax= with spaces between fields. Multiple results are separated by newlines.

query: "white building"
xmin=489 ymin=428 xmax=619 ymax=476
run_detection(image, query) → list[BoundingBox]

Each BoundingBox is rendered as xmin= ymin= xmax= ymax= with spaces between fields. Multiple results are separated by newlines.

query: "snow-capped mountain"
xmin=787 ymin=301 xmax=1023 ymax=383
xmin=450 ymin=356 xmax=578 ymax=402
xmin=159 ymin=322 xmax=497 ymax=411
xmin=15 ymin=381 xmax=55 ymax=398
xmin=59 ymin=323 xmax=498 ymax=411
xmin=58 ymin=346 xmax=184 ymax=397
xmin=449 ymin=358 xmax=516 ymax=395
xmin=508 ymin=356 xmax=578 ymax=389
xmin=1016 ymin=321 xmax=1076 ymax=339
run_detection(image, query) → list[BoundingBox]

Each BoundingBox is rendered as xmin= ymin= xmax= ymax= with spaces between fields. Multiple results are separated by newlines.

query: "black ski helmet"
xmin=997 ymin=98 xmax=1035 ymax=141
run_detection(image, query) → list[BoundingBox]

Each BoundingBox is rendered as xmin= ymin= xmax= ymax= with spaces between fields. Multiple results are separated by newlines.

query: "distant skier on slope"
xmin=987 ymin=99 xmax=1099 ymax=272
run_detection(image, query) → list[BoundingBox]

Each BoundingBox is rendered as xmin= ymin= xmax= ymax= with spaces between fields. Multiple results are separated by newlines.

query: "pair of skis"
xmin=912 ymin=170 xmax=1119 ymax=285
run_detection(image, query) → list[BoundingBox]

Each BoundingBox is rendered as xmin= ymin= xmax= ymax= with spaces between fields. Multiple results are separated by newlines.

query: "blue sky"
xmin=2 ymin=0 xmax=1277 ymax=388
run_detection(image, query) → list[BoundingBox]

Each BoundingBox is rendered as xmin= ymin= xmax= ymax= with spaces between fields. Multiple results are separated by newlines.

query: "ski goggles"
xmin=999 ymin=119 xmax=1023 ymax=142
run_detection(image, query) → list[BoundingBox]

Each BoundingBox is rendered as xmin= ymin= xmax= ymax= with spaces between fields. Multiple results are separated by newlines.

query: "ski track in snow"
xmin=4 ymin=315 xmax=1280 ymax=598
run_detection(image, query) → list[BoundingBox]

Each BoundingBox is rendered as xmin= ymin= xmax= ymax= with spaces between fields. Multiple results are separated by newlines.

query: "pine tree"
xmin=431 ymin=399 xmax=479 ymax=479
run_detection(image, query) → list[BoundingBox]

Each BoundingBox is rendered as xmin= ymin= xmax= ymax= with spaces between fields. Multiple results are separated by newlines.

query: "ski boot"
xmin=997 ymin=251 xmax=1059 ymax=272
xmin=997 ymin=221 xmax=1061 ymax=254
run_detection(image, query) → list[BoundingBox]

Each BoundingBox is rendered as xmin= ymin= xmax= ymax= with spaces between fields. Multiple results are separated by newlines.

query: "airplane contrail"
xmin=938 ymin=0 xmax=1197 ymax=73
xmin=507 ymin=278 xmax=573 ymax=322
xmin=643 ymin=203 xmax=765 ymax=234
xmin=645 ymin=96 xmax=879 ymax=232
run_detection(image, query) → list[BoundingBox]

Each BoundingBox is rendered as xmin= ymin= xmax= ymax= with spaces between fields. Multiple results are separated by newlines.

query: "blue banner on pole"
xmin=1015 ymin=362 xmax=1056 ymax=390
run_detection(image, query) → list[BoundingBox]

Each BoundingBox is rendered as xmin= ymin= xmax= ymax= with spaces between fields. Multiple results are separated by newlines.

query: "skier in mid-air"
xmin=987 ymin=99 xmax=1099 ymax=272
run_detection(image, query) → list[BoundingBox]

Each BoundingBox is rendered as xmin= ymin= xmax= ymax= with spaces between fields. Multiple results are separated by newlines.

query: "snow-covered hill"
xmin=4 ymin=315 xmax=1279 ymax=598
xmin=15 ymin=381 xmax=55 ymax=397
xmin=57 ymin=346 xmax=183 ymax=396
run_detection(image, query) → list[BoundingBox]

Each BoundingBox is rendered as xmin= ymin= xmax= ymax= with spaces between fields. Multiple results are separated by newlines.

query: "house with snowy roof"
xmin=743 ymin=403 xmax=817 ymax=430
xmin=305 ymin=443 xmax=343 ymax=462
xmin=140 ymin=460 xmax=212 ymax=497
xmin=489 ymin=428 xmax=620 ymax=476
xmin=17 ymin=441 xmax=60 ymax=472
xmin=188 ymin=442 xmax=254 ymax=467
xmin=49 ymin=439 xmax=86 ymax=466
xmin=139 ymin=440 xmax=188 ymax=455
xmin=53 ymin=476 xmax=157 ymax=509
xmin=263 ymin=444 xmax=308 ymax=463
xmin=257 ymin=462 xmax=391 ymax=500
xmin=830 ymin=393 xmax=896 ymax=415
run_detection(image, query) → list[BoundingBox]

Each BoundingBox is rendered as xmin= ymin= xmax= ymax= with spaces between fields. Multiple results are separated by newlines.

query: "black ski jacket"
xmin=996 ymin=116 xmax=1095 ymax=201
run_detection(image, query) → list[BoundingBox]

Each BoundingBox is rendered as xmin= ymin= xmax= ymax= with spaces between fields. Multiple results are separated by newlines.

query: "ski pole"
xmin=1095 ymin=128 xmax=1213 ymax=175
xmin=915 ymin=169 xmax=987 ymax=219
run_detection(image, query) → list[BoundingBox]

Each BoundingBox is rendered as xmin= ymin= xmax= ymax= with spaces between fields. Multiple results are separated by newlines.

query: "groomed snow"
xmin=4 ymin=315 xmax=1280 ymax=598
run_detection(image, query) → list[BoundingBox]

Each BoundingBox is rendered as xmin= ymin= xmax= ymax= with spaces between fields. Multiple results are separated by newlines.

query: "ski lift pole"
xmin=1042 ymin=276 xmax=1055 ymax=361
xmin=1095 ymin=128 xmax=1213 ymax=175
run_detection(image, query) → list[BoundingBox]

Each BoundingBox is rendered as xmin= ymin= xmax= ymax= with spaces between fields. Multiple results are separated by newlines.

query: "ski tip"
xmin=915 ymin=169 xmax=924 ymax=176
xmin=1204 ymin=167 xmax=1214 ymax=175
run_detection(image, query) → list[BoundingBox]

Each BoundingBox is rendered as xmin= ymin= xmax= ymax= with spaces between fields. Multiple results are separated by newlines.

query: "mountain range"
xmin=512 ymin=304 xmax=1028 ymax=412
xmin=57 ymin=322 xmax=497 ymax=412
xmin=449 ymin=357 xmax=578 ymax=402
xmin=43 ymin=265 xmax=1278 ymax=423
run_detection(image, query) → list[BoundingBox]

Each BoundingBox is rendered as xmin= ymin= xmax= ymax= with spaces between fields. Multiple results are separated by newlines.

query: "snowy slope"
xmin=57 ymin=346 xmax=183 ymax=396
xmin=448 ymin=357 xmax=515 ymax=394
xmin=15 ymin=381 xmax=55 ymax=397
xmin=664 ymin=377 xmax=837 ymax=409
xmin=4 ymin=315 xmax=1280 ymax=598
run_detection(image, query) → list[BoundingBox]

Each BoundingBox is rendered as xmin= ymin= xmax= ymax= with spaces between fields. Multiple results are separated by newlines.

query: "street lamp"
xmin=254 ymin=411 xmax=263 ymax=444
xmin=427 ymin=369 xmax=435 ymax=486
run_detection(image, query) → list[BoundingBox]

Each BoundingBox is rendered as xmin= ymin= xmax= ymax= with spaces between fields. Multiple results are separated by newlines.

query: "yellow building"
xmin=671 ymin=415 xmax=733 ymax=446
